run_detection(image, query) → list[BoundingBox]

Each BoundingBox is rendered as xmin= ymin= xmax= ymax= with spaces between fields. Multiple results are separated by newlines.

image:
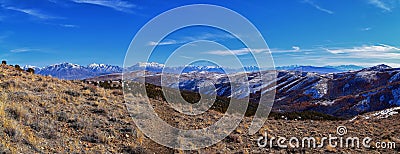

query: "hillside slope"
xmin=1 ymin=64 xmax=399 ymax=153
xmin=0 ymin=64 xmax=156 ymax=153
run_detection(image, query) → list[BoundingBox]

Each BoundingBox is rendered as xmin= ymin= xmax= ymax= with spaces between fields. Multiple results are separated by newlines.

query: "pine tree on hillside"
xmin=15 ymin=65 xmax=23 ymax=71
xmin=27 ymin=68 xmax=35 ymax=74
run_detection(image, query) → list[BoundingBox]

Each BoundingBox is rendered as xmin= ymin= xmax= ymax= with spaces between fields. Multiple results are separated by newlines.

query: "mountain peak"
xmin=88 ymin=63 xmax=107 ymax=68
xmin=363 ymin=64 xmax=392 ymax=71
xmin=21 ymin=65 xmax=38 ymax=69
xmin=136 ymin=62 xmax=165 ymax=68
xmin=50 ymin=62 xmax=81 ymax=68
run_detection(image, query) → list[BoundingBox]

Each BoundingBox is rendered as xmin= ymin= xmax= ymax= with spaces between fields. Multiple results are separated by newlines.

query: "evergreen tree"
xmin=27 ymin=68 xmax=35 ymax=74
xmin=15 ymin=65 xmax=23 ymax=71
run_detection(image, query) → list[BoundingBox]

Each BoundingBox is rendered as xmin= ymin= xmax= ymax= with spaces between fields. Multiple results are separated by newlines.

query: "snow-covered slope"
xmin=124 ymin=64 xmax=400 ymax=119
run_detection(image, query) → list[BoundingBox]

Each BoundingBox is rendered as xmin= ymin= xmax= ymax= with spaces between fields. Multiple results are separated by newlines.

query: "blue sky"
xmin=0 ymin=0 xmax=399 ymax=67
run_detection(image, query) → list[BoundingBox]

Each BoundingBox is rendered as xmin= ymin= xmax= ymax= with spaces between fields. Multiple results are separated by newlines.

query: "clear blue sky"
xmin=0 ymin=0 xmax=399 ymax=67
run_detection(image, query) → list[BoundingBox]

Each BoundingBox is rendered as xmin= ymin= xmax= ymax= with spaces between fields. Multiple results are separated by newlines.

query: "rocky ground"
xmin=0 ymin=64 xmax=399 ymax=153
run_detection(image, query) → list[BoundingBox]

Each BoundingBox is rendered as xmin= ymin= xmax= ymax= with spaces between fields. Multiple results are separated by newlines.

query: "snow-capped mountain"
xmin=23 ymin=62 xmax=122 ymax=80
xmin=125 ymin=62 xmax=239 ymax=74
xmin=87 ymin=63 xmax=123 ymax=73
xmin=126 ymin=62 xmax=362 ymax=74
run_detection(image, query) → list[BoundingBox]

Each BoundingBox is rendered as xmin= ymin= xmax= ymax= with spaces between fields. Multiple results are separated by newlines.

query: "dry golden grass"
xmin=0 ymin=64 xmax=399 ymax=153
xmin=0 ymin=65 xmax=153 ymax=153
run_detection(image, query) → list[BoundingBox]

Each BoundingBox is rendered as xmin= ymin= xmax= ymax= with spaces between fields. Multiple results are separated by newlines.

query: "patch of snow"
xmin=21 ymin=65 xmax=38 ymax=69
xmin=363 ymin=107 xmax=400 ymax=120
xmin=137 ymin=62 xmax=165 ymax=68
xmin=315 ymin=100 xmax=335 ymax=106
xmin=304 ymin=78 xmax=328 ymax=99
xmin=353 ymin=98 xmax=371 ymax=112
xmin=356 ymin=71 xmax=378 ymax=81
xmin=349 ymin=116 xmax=358 ymax=122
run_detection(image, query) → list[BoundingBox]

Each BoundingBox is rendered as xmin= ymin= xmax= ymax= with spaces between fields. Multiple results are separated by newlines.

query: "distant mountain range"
xmin=275 ymin=65 xmax=364 ymax=74
xmin=128 ymin=62 xmax=364 ymax=74
xmin=125 ymin=62 xmax=263 ymax=74
xmin=23 ymin=62 xmax=366 ymax=80
xmin=23 ymin=63 xmax=122 ymax=80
